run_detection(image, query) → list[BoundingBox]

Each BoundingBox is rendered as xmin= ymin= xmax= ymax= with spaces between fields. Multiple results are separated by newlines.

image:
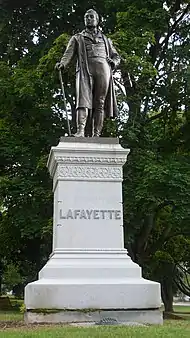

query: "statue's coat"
xmin=61 ymin=31 xmax=120 ymax=118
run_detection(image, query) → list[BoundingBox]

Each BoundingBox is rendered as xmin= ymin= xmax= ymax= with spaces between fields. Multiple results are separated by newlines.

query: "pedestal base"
xmin=25 ymin=309 xmax=163 ymax=325
xmin=25 ymin=249 xmax=162 ymax=324
xmin=25 ymin=278 xmax=161 ymax=310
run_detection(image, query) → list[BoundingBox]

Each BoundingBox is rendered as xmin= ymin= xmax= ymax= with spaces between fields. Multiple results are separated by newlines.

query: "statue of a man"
xmin=56 ymin=9 xmax=120 ymax=137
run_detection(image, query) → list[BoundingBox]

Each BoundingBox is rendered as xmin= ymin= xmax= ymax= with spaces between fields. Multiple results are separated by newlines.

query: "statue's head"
xmin=84 ymin=9 xmax=99 ymax=28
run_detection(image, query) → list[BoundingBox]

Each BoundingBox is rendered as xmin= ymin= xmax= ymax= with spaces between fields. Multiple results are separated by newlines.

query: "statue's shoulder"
xmin=101 ymin=32 xmax=110 ymax=42
xmin=101 ymin=33 xmax=112 ymax=46
xmin=101 ymin=32 xmax=106 ymax=38
xmin=73 ymin=31 xmax=85 ymax=40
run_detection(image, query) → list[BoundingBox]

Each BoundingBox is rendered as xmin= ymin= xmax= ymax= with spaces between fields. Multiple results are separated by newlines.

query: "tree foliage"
xmin=110 ymin=0 xmax=190 ymax=311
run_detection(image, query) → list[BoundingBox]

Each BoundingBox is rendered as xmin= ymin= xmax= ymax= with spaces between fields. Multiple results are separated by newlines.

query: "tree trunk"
xmin=0 ymin=261 xmax=3 ymax=296
xmin=0 ymin=275 xmax=2 ymax=296
xmin=12 ymin=283 xmax=24 ymax=299
xmin=161 ymin=279 xmax=174 ymax=312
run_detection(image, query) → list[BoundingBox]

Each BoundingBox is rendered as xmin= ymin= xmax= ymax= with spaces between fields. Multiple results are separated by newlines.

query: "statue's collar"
xmin=81 ymin=29 xmax=102 ymax=40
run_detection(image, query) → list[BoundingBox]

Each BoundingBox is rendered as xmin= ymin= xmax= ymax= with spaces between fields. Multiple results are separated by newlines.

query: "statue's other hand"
xmin=55 ymin=62 xmax=64 ymax=70
xmin=106 ymin=57 xmax=116 ymax=70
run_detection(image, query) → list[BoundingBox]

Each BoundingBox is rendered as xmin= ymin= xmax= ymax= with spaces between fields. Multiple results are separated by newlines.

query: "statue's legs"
xmin=74 ymin=108 xmax=88 ymax=137
xmin=89 ymin=59 xmax=111 ymax=137
xmin=74 ymin=59 xmax=111 ymax=137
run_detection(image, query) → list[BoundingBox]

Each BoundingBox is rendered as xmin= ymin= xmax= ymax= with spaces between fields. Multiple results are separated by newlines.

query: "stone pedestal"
xmin=24 ymin=138 xmax=162 ymax=325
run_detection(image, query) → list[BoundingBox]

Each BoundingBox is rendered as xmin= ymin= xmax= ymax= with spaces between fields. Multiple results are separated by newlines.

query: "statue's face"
xmin=84 ymin=11 xmax=98 ymax=28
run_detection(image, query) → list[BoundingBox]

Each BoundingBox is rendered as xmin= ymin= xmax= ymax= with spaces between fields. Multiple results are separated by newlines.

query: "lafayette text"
xmin=59 ymin=209 xmax=121 ymax=220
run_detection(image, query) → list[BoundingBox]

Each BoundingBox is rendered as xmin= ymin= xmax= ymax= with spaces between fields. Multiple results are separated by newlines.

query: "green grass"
xmin=0 ymin=323 xmax=190 ymax=338
xmin=174 ymin=305 xmax=190 ymax=313
xmin=0 ymin=311 xmax=23 ymax=322
xmin=9 ymin=299 xmax=23 ymax=307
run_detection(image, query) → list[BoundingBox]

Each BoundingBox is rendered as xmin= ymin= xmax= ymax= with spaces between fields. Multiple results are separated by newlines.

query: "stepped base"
xmin=25 ymin=309 xmax=163 ymax=325
xmin=25 ymin=249 xmax=161 ymax=311
xmin=25 ymin=278 xmax=161 ymax=310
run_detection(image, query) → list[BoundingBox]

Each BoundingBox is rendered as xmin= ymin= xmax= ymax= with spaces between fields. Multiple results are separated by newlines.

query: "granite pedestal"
xmin=24 ymin=138 xmax=162 ymax=325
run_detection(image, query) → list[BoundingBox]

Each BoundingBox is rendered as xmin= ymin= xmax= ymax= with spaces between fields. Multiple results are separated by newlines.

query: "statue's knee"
xmin=95 ymin=97 xmax=105 ymax=112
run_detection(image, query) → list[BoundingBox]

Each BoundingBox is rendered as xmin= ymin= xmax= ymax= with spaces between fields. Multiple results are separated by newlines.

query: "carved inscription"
xmin=59 ymin=209 xmax=121 ymax=220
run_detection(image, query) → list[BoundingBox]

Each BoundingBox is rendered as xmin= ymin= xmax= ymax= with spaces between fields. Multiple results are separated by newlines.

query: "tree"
xmin=108 ymin=0 xmax=190 ymax=312
xmin=2 ymin=263 xmax=22 ymax=294
xmin=0 ymin=56 xmax=68 ymax=294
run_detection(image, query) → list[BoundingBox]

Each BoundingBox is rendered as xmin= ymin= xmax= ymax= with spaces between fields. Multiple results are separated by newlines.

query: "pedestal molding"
xmin=52 ymin=248 xmax=129 ymax=253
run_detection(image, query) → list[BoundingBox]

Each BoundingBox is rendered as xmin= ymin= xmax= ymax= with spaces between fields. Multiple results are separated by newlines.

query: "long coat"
xmin=60 ymin=30 xmax=120 ymax=118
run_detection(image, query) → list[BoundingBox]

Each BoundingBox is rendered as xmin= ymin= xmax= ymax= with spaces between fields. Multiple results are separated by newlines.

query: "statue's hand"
xmin=106 ymin=57 xmax=116 ymax=70
xmin=55 ymin=62 xmax=64 ymax=70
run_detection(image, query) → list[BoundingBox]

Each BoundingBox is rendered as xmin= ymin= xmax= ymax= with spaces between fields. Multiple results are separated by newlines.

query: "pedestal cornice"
xmin=47 ymin=138 xmax=130 ymax=191
xmin=47 ymin=138 xmax=130 ymax=180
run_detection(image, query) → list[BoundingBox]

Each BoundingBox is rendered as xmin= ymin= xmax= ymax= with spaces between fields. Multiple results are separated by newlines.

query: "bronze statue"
xmin=56 ymin=9 xmax=120 ymax=137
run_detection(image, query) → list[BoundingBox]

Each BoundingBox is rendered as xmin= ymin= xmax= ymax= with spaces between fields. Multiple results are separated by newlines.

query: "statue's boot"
xmin=74 ymin=108 xmax=88 ymax=137
xmin=74 ymin=129 xmax=85 ymax=137
xmin=93 ymin=113 xmax=104 ymax=136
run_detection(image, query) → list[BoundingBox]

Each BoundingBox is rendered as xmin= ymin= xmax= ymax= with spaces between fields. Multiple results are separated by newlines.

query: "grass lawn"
xmin=0 ymin=311 xmax=23 ymax=322
xmin=174 ymin=305 xmax=190 ymax=313
xmin=0 ymin=303 xmax=190 ymax=338
xmin=0 ymin=322 xmax=189 ymax=338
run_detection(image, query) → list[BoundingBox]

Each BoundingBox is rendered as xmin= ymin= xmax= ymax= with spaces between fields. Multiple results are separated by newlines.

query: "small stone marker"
xmin=96 ymin=317 xmax=119 ymax=325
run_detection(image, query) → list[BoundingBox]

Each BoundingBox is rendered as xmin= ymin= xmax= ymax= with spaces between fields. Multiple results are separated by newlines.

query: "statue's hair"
xmin=85 ymin=9 xmax=99 ymax=23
